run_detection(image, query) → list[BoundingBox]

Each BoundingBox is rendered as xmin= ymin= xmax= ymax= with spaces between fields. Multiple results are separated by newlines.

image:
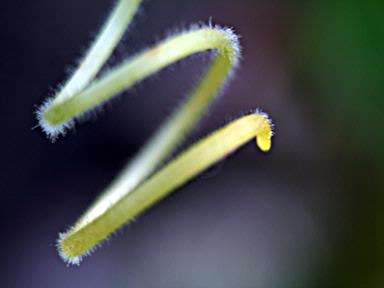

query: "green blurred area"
xmin=297 ymin=1 xmax=384 ymax=287
xmin=299 ymin=1 xmax=384 ymax=159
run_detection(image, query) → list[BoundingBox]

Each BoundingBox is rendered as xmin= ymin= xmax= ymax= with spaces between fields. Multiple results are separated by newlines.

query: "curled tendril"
xmin=35 ymin=0 xmax=274 ymax=266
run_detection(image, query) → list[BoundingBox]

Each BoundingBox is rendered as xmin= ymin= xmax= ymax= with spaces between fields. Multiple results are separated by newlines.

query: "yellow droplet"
xmin=256 ymin=118 xmax=272 ymax=152
xmin=257 ymin=133 xmax=271 ymax=152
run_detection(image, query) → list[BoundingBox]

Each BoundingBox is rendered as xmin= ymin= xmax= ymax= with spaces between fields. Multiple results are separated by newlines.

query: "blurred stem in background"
xmin=296 ymin=1 xmax=384 ymax=286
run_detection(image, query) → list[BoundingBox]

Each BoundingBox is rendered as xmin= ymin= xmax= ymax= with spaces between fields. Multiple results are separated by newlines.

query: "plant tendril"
xmin=35 ymin=0 xmax=274 ymax=265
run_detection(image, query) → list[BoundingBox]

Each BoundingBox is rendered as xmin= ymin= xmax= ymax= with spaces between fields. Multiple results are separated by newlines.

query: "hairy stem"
xmin=58 ymin=113 xmax=273 ymax=265
xmin=41 ymin=28 xmax=239 ymax=130
xmin=73 ymin=28 xmax=240 ymax=231
xmin=54 ymin=0 xmax=142 ymax=104
xmin=36 ymin=0 xmax=274 ymax=266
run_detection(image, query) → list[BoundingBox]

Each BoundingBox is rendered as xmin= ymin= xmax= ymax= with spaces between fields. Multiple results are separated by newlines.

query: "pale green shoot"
xmin=35 ymin=0 xmax=274 ymax=266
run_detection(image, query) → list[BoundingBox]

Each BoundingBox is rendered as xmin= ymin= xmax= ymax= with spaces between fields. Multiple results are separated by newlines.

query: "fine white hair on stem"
xmin=56 ymin=113 xmax=273 ymax=265
xmin=37 ymin=23 xmax=241 ymax=142
xmin=255 ymin=108 xmax=275 ymax=136
xmin=57 ymin=232 xmax=83 ymax=266
xmin=35 ymin=98 xmax=74 ymax=141
xmin=37 ymin=0 xmax=143 ymax=141
xmin=56 ymin=231 xmax=98 ymax=266
xmin=37 ymin=0 xmax=274 ymax=266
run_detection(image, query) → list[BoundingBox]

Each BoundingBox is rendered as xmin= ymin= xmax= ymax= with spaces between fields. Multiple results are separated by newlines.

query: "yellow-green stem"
xmin=36 ymin=0 xmax=274 ymax=266
xmin=54 ymin=0 xmax=142 ymax=104
xmin=58 ymin=113 xmax=273 ymax=264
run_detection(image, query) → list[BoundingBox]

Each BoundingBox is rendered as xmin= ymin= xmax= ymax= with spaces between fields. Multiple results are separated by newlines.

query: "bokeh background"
xmin=1 ymin=0 xmax=383 ymax=287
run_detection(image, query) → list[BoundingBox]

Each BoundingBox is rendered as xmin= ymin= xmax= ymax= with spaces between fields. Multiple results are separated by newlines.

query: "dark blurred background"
xmin=1 ymin=0 xmax=383 ymax=287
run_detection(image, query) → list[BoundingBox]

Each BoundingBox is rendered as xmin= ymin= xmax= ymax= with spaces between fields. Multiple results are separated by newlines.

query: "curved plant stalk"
xmin=53 ymin=0 xmax=142 ymax=105
xmin=36 ymin=0 xmax=274 ymax=265
xmin=59 ymin=113 xmax=273 ymax=265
